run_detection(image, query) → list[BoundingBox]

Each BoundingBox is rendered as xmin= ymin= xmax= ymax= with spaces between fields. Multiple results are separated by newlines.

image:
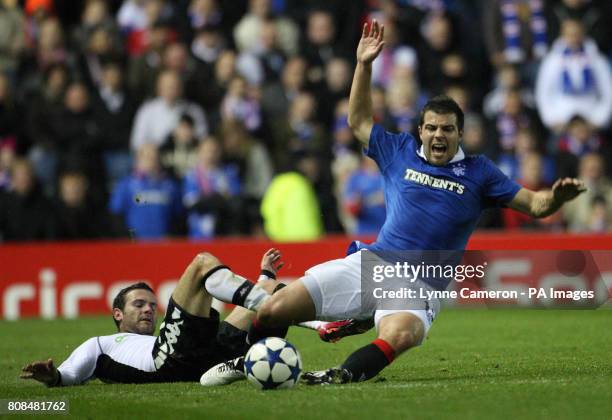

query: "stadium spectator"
xmin=20 ymin=16 xmax=73 ymax=92
xmin=220 ymin=119 xmax=273 ymax=234
xmin=459 ymin=114 xmax=487 ymax=155
xmin=52 ymin=81 xmax=107 ymax=199
xmin=235 ymin=17 xmax=286 ymax=86
xmin=53 ymin=170 xmax=109 ymax=240
xmin=260 ymin=153 xmax=324 ymax=242
xmin=386 ymin=77 xmax=420 ymax=134
xmin=75 ymin=25 xmax=122 ymax=91
xmin=0 ymin=72 xmax=22 ymax=148
xmin=491 ymin=88 xmax=543 ymax=153
xmin=220 ymin=75 xmax=262 ymax=132
xmin=0 ymin=158 xmax=56 ymax=241
xmin=555 ymin=115 xmax=605 ymax=179
xmin=162 ymin=41 xmax=210 ymax=107
xmin=300 ymin=9 xmax=346 ymax=84
xmin=126 ymin=20 xmax=172 ymax=100
xmin=330 ymin=99 xmax=360 ymax=232
xmin=190 ymin=23 xmax=227 ymax=69
xmin=497 ymin=127 xmax=556 ymax=185
xmin=71 ymin=0 xmax=120 ymax=53
xmin=25 ymin=63 xmax=68 ymax=191
xmin=130 ymin=69 xmax=208 ymax=151
xmin=0 ymin=0 xmax=26 ymax=80
xmin=187 ymin=0 xmax=223 ymax=35
xmin=342 ymin=155 xmax=386 ymax=235
xmin=110 ymin=144 xmax=182 ymax=240
xmin=220 ymin=118 xmax=272 ymax=201
xmin=234 ymin=0 xmax=299 ymax=57
xmin=502 ymin=152 xmax=561 ymax=230
xmin=482 ymin=0 xmax=550 ymax=69
xmin=483 ymin=64 xmax=535 ymax=119
xmin=260 ymin=55 xmax=306 ymax=122
xmin=94 ymin=60 xmax=138 ymax=188
xmin=119 ymin=0 xmax=177 ymax=57
xmin=0 ymin=138 xmax=16 ymax=190
xmin=370 ymin=19 xmax=418 ymax=89
xmin=563 ymin=153 xmax=612 ymax=232
xmin=199 ymin=49 xmax=235 ymax=120
xmin=269 ymin=91 xmax=327 ymax=170
xmin=159 ymin=114 xmax=199 ymax=180
xmin=415 ymin=12 xmax=474 ymax=97
xmin=315 ymin=57 xmax=352 ymax=127
xmin=182 ymin=136 xmax=241 ymax=239
xmin=535 ymin=18 xmax=612 ymax=132
xmin=548 ymin=0 xmax=611 ymax=53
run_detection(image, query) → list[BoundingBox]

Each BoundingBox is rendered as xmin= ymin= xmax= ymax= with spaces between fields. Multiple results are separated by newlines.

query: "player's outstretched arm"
xmin=508 ymin=178 xmax=587 ymax=218
xmin=348 ymin=20 xmax=384 ymax=146
xmin=20 ymin=358 xmax=61 ymax=387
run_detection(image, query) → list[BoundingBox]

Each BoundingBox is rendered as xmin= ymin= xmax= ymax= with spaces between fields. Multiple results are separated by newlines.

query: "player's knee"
xmin=257 ymin=297 xmax=285 ymax=327
xmin=192 ymin=252 xmax=223 ymax=278
xmin=386 ymin=329 xmax=422 ymax=353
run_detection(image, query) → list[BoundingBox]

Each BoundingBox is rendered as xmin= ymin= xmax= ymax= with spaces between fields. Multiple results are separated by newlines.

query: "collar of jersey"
xmin=417 ymin=145 xmax=465 ymax=165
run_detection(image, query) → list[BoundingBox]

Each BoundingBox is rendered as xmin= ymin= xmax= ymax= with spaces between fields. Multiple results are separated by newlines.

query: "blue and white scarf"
xmin=561 ymin=45 xmax=596 ymax=95
xmin=501 ymin=0 xmax=548 ymax=63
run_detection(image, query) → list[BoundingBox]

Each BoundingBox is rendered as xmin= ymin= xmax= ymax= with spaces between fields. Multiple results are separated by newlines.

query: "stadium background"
xmin=0 ymin=2 xmax=611 ymax=417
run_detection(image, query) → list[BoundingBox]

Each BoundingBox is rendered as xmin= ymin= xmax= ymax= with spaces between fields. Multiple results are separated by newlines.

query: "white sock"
xmin=297 ymin=320 xmax=325 ymax=330
xmin=204 ymin=267 xmax=270 ymax=311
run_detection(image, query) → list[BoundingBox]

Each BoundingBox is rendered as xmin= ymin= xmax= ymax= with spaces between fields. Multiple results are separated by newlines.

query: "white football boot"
xmin=200 ymin=356 xmax=245 ymax=386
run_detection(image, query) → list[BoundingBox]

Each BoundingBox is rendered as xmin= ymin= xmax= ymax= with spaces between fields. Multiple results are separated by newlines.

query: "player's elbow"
xmin=347 ymin=117 xmax=373 ymax=145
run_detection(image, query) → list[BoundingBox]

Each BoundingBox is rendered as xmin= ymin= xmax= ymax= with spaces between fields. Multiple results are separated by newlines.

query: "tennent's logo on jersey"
xmin=404 ymin=169 xmax=465 ymax=194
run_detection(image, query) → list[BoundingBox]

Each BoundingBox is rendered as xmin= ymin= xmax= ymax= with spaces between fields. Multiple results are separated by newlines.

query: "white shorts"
xmin=302 ymin=250 xmax=440 ymax=343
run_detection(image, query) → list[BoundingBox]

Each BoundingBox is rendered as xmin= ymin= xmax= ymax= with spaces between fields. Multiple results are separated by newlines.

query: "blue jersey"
xmin=110 ymin=174 xmax=182 ymax=239
xmin=344 ymin=168 xmax=386 ymax=234
xmin=364 ymin=124 xmax=521 ymax=252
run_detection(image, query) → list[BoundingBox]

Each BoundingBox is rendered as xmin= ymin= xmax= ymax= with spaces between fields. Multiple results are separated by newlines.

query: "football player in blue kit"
xmin=200 ymin=19 xmax=587 ymax=386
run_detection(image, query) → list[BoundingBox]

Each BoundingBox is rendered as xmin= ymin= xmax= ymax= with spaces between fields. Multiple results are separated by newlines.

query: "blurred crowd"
xmin=0 ymin=0 xmax=611 ymax=243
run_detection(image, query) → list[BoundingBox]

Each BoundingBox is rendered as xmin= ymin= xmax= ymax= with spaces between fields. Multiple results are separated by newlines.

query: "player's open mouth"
xmin=431 ymin=143 xmax=447 ymax=157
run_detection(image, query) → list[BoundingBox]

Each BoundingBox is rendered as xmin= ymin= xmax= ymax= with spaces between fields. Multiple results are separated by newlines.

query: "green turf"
xmin=1 ymin=308 xmax=611 ymax=419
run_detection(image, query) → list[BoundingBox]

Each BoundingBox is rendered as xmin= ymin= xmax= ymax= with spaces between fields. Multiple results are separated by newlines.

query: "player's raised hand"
xmin=356 ymin=20 xmax=385 ymax=64
xmin=20 ymin=358 xmax=59 ymax=385
xmin=552 ymin=178 xmax=587 ymax=202
xmin=261 ymin=248 xmax=284 ymax=275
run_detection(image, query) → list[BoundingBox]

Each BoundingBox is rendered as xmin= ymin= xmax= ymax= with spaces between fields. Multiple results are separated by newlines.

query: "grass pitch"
xmin=1 ymin=308 xmax=611 ymax=419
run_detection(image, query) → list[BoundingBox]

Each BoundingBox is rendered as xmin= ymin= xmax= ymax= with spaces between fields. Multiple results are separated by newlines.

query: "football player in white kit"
xmin=20 ymin=249 xmax=289 ymax=385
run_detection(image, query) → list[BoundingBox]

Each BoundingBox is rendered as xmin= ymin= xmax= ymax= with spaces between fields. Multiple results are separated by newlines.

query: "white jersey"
xmin=58 ymin=333 xmax=156 ymax=385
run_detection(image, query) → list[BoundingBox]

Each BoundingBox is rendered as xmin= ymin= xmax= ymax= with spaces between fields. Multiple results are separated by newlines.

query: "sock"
xmin=202 ymin=266 xmax=270 ymax=311
xmin=246 ymin=283 xmax=288 ymax=345
xmin=297 ymin=320 xmax=324 ymax=331
xmin=340 ymin=338 xmax=395 ymax=382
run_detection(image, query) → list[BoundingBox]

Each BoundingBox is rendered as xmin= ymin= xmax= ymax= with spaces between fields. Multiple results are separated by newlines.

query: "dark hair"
xmin=112 ymin=282 xmax=154 ymax=329
xmin=419 ymin=94 xmax=464 ymax=131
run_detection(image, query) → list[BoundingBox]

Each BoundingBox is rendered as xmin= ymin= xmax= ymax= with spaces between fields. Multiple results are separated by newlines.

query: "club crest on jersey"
xmin=452 ymin=163 xmax=466 ymax=177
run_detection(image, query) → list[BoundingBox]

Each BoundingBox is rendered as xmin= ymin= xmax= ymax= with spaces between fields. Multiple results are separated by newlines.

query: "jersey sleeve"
xmin=481 ymin=156 xmax=522 ymax=207
xmin=365 ymin=124 xmax=413 ymax=172
xmin=57 ymin=337 xmax=102 ymax=386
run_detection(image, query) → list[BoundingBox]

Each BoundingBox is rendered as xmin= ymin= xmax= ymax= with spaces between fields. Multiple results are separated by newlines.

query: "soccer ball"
xmin=244 ymin=337 xmax=302 ymax=389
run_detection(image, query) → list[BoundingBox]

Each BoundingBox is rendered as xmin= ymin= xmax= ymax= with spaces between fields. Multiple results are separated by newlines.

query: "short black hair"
xmin=112 ymin=282 xmax=154 ymax=330
xmin=419 ymin=94 xmax=464 ymax=131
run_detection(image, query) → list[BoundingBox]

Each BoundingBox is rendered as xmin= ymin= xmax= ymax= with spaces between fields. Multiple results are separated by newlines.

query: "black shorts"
xmin=151 ymin=298 xmax=247 ymax=382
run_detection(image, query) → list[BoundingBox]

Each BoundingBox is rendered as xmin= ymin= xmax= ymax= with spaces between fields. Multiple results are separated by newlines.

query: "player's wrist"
xmin=43 ymin=369 xmax=61 ymax=387
xmin=259 ymin=269 xmax=276 ymax=281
